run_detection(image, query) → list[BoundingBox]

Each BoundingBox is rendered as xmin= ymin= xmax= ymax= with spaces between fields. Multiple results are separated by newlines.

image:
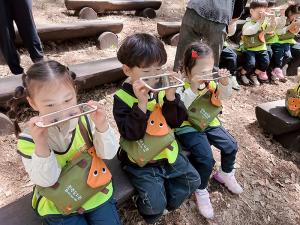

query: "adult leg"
xmin=0 ymin=0 xmax=23 ymax=74
xmin=11 ymin=0 xmax=44 ymax=63
xmin=287 ymin=43 xmax=300 ymax=76
xmin=176 ymin=131 xmax=214 ymax=190
xmin=44 ymin=214 xmax=88 ymax=225
xmin=220 ymin=47 xmax=237 ymax=75
xmin=123 ymin=165 xmax=167 ymax=224
xmin=85 ymin=199 xmax=121 ymax=225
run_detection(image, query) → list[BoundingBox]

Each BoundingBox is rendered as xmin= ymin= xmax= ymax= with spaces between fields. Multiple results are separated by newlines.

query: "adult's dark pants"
xmin=0 ymin=0 xmax=44 ymax=75
xmin=220 ymin=46 xmax=237 ymax=75
xmin=173 ymin=8 xmax=227 ymax=72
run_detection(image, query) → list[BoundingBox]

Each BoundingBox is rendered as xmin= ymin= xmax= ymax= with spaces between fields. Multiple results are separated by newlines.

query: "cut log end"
xmin=135 ymin=8 xmax=156 ymax=19
xmin=96 ymin=32 xmax=118 ymax=50
xmin=0 ymin=113 xmax=13 ymax=136
xmin=78 ymin=7 xmax=97 ymax=20
xmin=165 ymin=33 xmax=179 ymax=46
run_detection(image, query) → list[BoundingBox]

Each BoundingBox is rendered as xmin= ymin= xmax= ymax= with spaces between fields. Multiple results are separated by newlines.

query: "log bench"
xmin=65 ymin=0 xmax=162 ymax=19
xmin=255 ymin=99 xmax=300 ymax=152
xmin=157 ymin=22 xmax=181 ymax=46
xmin=0 ymin=151 xmax=191 ymax=225
xmin=15 ymin=20 xmax=123 ymax=50
xmin=0 ymin=57 xmax=126 ymax=109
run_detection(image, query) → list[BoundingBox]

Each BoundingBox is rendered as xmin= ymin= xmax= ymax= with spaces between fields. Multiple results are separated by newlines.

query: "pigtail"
xmin=285 ymin=3 xmax=300 ymax=18
xmin=6 ymin=84 xmax=27 ymax=137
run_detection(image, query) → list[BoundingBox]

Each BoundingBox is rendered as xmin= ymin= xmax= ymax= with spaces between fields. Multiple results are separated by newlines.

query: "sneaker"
xmin=163 ymin=209 xmax=168 ymax=216
xmin=194 ymin=189 xmax=214 ymax=219
xmin=240 ymin=75 xmax=249 ymax=85
xmin=271 ymin=74 xmax=279 ymax=81
xmin=250 ymin=74 xmax=260 ymax=86
xmin=271 ymin=69 xmax=284 ymax=79
xmin=214 ymin=167 xmax=243 ymax=194
xmin=230 ymin=76 xmax=241 ymax=90
xmin=258 ymin=71 xmax=268 ymax=80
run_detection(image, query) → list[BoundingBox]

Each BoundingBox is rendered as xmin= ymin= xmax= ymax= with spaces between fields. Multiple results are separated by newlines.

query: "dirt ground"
xmin=0 ymin=0 xmax=300 ymax=224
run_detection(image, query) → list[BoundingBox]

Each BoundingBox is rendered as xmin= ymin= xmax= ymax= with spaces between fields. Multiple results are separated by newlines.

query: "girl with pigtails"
xmin=7 ymin=61 xmax=121 ymax=225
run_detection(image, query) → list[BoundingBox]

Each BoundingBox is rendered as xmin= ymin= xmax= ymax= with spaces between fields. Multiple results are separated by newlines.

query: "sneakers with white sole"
xmin=240 ymin=75 xmax=249 ymax=85
xmin=230 ymin=76 xmax=241 ymax=90
xmin=250 ymin=75 xmax=260 ymax=86
xmin=194 ymin=189 xmax=214 ymax=218
xmin=214 ymin=167 xmax=243 ymax=194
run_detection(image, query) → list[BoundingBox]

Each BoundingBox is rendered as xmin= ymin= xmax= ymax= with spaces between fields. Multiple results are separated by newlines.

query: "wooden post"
xmin=96 ymin=32 xmax=118 ymax=50
xmin=0 ymin=113 xmax=13 ymax=136
xmin=165 ymin=33 xmax=179 ymax=46
xmin=135 ymin=8 xmax=156 ymax=19
xmin=78 ymin=7 xmax=97 ymax=20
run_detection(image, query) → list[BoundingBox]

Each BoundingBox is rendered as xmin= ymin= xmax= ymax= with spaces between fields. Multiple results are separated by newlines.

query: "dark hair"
xmin=117 ymin=33 xmax=167 ymax=68
xmin=267 ymin=0 xmax=276 ymax=8
xmin=178 ymin=42 xmax=214 ymax=78
xmin=285 ymin=3 xmax=300 ymax=18
xmin=250 ymin=0 xmax=268 ymax=9
xmin=6 ymin=60 xmax=77 ymax=137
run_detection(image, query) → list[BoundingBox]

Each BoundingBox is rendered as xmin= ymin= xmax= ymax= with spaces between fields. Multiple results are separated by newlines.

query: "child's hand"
xmin=29 ymin=117 xmax=50 ymax=157
xmin=259 ymin=12 xmax=266 ymax=23
xmin=165 ymin=71 xmax=182 ymax=101
xmin=88 ymin=101 xmax=109 ymax=133
xmin=133 ymin=80 xmax=148 ymax=113
xmin=280 ymin=8 xmax=285 ymax=16
xmin=190 ymin=75 xmax=204 ymax=94
xmin=218 ymin=69 xmax=230 ymax=86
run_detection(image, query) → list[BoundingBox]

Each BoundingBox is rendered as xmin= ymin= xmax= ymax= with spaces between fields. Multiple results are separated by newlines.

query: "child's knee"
xmin=137 ymin=192 xmax=166 ymax=215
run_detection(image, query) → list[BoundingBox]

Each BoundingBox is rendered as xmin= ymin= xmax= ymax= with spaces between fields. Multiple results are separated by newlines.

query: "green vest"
xmin=115 ymin=89 xmax=179 ymax=165
xmin=278 ymin=22 xmax=296 ymax=44
xmin=243 ymin=21 xmax=267 ymax=51
xmin=18 ymin=116 xmax=113 ymax=217
xmin=178 ymin=82 xmax=221 ymax=131
xmin=266 ymin=30 xmax=279 ymax=44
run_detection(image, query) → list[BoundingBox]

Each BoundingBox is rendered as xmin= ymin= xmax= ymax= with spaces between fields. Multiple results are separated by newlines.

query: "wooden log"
xmin=286 ymin=58 xmax=300 ymax=76
xmin=157 ymin=22 xmax=181 ymax=37
xmin=78 ymin=7 xmax=97 ymax=20
xmin=274 ymin=130 xmax=300 ymax=152
xmin=135 ymin=7 xmax=156 ymax=19
xmin=0 ymin=113 xmax=14 ymax=136
xmin=15 ymin=20 xmax=123 ymax=44
xmin=0 ymin=57 xmax=125 ymax=109
xmin=164 ymin=33 xmax=180 ymax=46
xmin=65 ymin=0 xmax=162 ymax=13
xmin=255 ymin=100 xmax=300 ymax=135
xmin=96 ymin=32 xmax=118 ymax=50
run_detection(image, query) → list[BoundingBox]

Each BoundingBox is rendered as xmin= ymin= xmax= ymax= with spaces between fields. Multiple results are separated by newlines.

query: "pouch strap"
xmin=78 ymin=118 xmax=93 ymax=149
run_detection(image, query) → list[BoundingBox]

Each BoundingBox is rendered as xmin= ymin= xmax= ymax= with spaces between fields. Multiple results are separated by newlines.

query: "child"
xmin=277 ymin=3 xmax=300 ymax=76
xmin=175 ymin=42 xmax=243 ymax=219
xmin=7 ymin=61 xmax=121 ymax=225
xmin=239 ymin=0 xmax=272 ymax=86
xmin=113 ymin=34 xmax=200 ymax=224
xmin=266 ymin=0 xmax=288 ymax=80
xmin=220 ymin=21 xmax=241 ymax=90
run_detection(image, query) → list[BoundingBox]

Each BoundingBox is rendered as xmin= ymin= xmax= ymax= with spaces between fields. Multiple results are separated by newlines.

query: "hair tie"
xmin=21 ymin=85 xmax=25 ymax=89
xmin=66 ymin=66 xmax=70 ymax=71
xmin=192 ymin=50 xmax=198 ymax=58
xmin=13 ymin=97 xmax=18 ymax=100
xmin=11 ymin=119 xmax=16 ymax=122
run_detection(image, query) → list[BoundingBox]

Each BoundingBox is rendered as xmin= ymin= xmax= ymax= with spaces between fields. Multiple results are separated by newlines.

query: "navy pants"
xmin=290 ymin=43 xmax=300 ymax=59
xmin=242 ymin=50 xmax=270 ymax=72
xmin=124 ymin=153 xmax=200 ymax=224
xmin=220 ymin=46 xmax=237 ymax=75
xmin=176 ymin=126 xmax=238 ymax=190
xmin=44 ymin=199 xmax=121 ymax=225
xmin=0 ymin=0 xmax=44 ymax=74
xmin=269 ymin=43 xmax=292 ymax=68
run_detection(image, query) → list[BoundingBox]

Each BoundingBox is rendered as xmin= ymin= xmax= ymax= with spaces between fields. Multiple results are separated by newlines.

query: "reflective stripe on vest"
xmin=115 ymin=88 xmax=179 ymax=164
xmin=180 ymin=81 xmax=220 ymax=128
xmin=18 ymin=116 xmax=113 ymax=216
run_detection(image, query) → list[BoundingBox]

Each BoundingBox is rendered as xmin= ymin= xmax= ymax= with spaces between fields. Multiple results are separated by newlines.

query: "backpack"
xmin=120 ymin=103 xmax=175 ymax=167
xmin=36 ymin=119 xmax=112 ymax=216
xmin=188 ymin=86 xmax=223 ymax=132
xmin=285 ymin=89 xmax=300 ymax=117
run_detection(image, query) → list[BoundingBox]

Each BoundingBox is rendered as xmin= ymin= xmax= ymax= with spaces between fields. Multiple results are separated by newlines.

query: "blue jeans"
xmin=242 ymin=50 xmax=270 ymax=72
xmin=269 ymin=43 xmax=292 ymax=68
xmin=176 ymin=126 xmax=238 ymax=189
xmin=220 ymin=46 xmax=237 ymax=75
xmin=44 ymin=199 xmax=121 ymax=225
xmin=124 ymin=153 xmax=200 ymax=224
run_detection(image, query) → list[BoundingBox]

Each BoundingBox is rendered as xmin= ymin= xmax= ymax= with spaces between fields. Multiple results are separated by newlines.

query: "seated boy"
xmin=113 ymin=33 xmax=201 ymax=224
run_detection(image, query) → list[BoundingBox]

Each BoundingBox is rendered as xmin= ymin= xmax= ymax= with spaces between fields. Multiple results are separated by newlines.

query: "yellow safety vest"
xmin=278 ymin=21 xmax=297 ymax=44
xmin=180 ymin=81 xmax=221 ymax=128
xmin=18 ymin=116 xmax=113 ymax=217
xmin=266 ymin=30 xmax=279 ymax=44
xmin=115 ymin=89 xmax=179 ymax=164
xmin=242 ymin=21 xmax=268 ymax=51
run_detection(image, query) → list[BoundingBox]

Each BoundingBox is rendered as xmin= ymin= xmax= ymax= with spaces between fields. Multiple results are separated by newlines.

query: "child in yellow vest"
xmin=7 ymin=61 xmax=121 ymax=224
xmin=276 ymin=3 xmax=300 ymax=76
xmin=175 ymin=42 xmax=243 ymax=219
xmin=113 ymin=33 xmax=200 ymax=224
xmin=239 ymin=0 xmax=274 ymax=86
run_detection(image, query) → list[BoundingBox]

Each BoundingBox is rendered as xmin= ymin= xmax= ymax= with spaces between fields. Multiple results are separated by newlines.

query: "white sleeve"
xmin=276 ymin=26 xmax=287 ymax=35
xmin=242 ymin=21 xmax=262 ymax=35
xmin=228 ymin=22 xmax=237 ymax=37
xmin=218 ymin=79 xmax=232 ymax=101
xmin=176 ymin=86 xmax=198 ymax=109
xmin=92 ymin=122 xmax=118 ymax=160
xmin=265 ymin=19 xmax=276 ymax=33
xmin=276 ymin=16 xmax=287 ymax=29
xmin=22 ymin=150 xmax=61 ymax=187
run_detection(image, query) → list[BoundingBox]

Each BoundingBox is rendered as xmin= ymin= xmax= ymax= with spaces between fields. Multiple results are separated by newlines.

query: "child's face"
xmin=250 ymin=7 xmax=266 ymax=21
xmin=123 ymin=64 xmax=163 ymax=83
xmin=289 ymin=13 xmax=300 ymax=22
xmin=188 ymin=56 xmax=214 ymax=79
xmin=28 ymin=82 xmax=77 ymax=117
